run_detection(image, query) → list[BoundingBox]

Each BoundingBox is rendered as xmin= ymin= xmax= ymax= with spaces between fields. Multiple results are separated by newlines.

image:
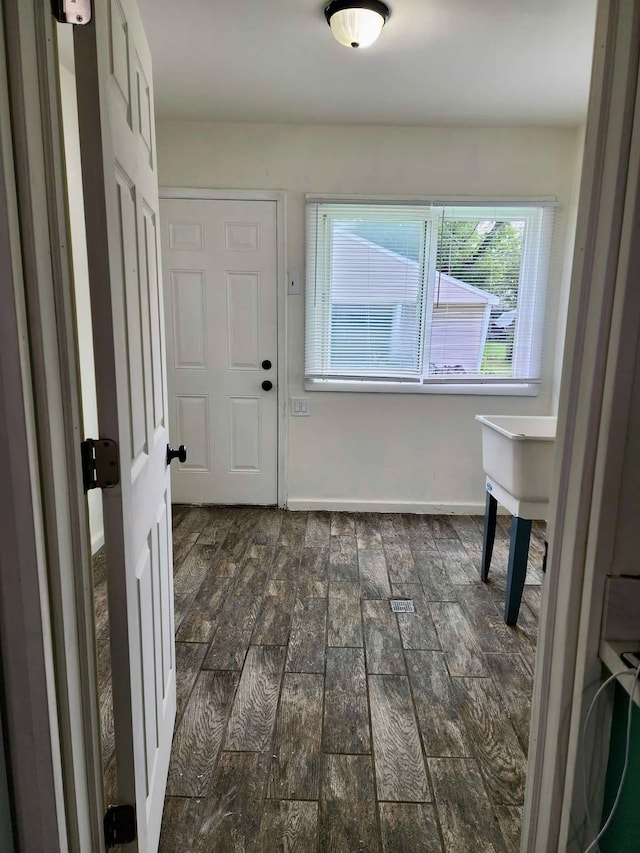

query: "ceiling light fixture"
xmin=324 ymin=1 xmax=391 ymax=49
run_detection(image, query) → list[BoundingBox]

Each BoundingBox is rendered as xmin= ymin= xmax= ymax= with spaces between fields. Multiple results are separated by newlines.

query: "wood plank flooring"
xmin=94 ymin=506 xmax=544 ymax=852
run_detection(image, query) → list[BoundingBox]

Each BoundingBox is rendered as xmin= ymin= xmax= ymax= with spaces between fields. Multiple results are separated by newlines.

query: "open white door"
xmin=74 ymin=1 xmax=175 ymax=849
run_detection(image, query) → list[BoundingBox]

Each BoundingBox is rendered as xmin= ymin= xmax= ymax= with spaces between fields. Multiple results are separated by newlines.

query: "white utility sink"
xmin=476 ymin=415 xmax=557 ymax=624
xmin=475 ymin=415 xmax=557 ymax=514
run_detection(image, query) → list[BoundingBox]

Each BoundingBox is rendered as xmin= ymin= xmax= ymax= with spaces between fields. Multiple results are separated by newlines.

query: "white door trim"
xmin=0 ymin=12 xmax=65 ymax=849
xmin=523 ymin=2 xmax=640 ymax=850
xmin=1 ymin=3 xmax=103 ymax=851
xmin=160 ymin=187 xmax=288 ymax=508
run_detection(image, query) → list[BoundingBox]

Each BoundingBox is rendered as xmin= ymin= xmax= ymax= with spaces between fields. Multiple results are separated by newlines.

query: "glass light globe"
xmin=328 ymin=8 xmax=386 ymax=49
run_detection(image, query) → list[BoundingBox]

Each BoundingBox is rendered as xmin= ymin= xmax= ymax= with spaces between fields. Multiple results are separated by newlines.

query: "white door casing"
xmin=74 ymin=1 xmax=175 ymax=849
xmin=161 ymin=197 xmax=279 ymax=505
xmin=523 ymin=2 xmax=640 ymax=850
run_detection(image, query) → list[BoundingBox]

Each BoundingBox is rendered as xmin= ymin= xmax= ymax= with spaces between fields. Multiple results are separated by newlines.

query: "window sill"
xmin=304 ymin=379 xmax=540 ymax=396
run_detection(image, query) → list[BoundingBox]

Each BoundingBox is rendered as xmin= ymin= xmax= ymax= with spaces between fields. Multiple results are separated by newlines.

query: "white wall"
xmin=157 ymin=122 xmax=583 ymax=512
xmin=59 ymin=63 xmax=104 ymax=550
xmin=552 ymin=125 xmax=586 ymax=411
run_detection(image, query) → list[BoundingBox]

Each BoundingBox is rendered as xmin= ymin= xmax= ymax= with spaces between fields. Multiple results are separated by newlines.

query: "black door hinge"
xmin=104 ymin=804 xmax=136 ymax=848
xmin=51 ymin=0 xmax=92 ymax=25
xmin=81 ymin=438 xmax=120 ymax=492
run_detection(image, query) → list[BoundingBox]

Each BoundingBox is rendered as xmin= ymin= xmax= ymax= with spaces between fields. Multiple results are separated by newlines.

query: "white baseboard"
xmin=91 ymin=530 xmax=105 ymax=555
xmin=285 ymin=498 xmax=490 ymax=515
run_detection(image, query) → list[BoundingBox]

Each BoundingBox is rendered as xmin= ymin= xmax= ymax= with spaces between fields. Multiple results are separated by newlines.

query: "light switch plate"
xmin=289 ymin=275 xmax=301 ymax=296
xmin=290 ymin=398 xmax=310 ymax=416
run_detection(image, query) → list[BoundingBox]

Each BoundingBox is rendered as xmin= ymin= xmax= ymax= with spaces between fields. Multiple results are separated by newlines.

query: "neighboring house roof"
xmin=432 ymin=272 xmax=500 ymax=307
xmin=331 ymin=229 xmax=499 ymax=306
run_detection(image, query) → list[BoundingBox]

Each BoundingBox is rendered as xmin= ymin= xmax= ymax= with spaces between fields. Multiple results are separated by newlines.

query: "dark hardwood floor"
xmin=95 ymin=507 xmax=545 ymax=852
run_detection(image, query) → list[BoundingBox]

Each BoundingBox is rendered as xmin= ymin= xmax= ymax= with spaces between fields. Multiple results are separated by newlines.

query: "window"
xmin=305 ymin=200 xmax=555 ymax=391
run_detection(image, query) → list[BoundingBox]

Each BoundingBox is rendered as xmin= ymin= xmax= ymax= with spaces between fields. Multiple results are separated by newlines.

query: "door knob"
xmin=166 ymin=444 xmax=187 ymax=465
xmin=262 ymin=380 xmax=273 ymax=391
xmin=262 ymin=359 xmax=272 ymax=370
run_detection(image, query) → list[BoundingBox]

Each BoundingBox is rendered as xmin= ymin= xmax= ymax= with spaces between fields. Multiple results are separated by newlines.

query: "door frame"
xmin=522 ymin=2 xmax=640 ymax=849
xmin=3 ymin=1 xmax=637 ymax=851
xmin=160 ymin=187 xmax=288 ymax=508
xmin=0 ymin=3 xmax=103 ymax=851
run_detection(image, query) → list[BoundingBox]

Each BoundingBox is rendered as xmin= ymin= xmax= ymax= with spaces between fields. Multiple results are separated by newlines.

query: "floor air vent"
xmin=390 ymin=599 xmax=415 ymax=613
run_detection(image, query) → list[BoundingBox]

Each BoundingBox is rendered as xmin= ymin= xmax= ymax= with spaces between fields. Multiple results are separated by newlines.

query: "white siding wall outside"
xmin=429 ymin=305 xmax=487 ymax=373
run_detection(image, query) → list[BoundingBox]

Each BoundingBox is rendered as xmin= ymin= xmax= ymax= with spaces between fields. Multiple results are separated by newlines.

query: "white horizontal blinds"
xmin=306 ymin=202 xmax=434 ymax=381
xmin=425 ymin=205 xmax=555 ymax=384
xmin=306 ymin=202 xmax=324 ymax=376
xmin=306 ymin=200 xmax=556 ymax=385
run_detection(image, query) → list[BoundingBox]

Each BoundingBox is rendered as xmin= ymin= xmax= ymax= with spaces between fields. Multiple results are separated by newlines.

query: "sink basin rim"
xmin=475 ymin=414 xmax=557 ymax=442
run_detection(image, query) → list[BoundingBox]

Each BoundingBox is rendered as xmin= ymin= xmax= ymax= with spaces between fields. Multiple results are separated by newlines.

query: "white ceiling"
xmin=137 ymin=0 xmax=597 ymax=126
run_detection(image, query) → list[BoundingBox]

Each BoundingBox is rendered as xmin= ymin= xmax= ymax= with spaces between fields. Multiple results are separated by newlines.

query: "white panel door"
xmin=161 ymin=198 xmax=278 ymax=505
xmin=74 ymin=1 xmax=175 ymax=849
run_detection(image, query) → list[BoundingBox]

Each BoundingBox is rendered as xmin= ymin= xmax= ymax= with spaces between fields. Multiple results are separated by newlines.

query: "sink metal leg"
xmin=480 ymin=491 xmax=498 ymax=582
xmin=505 ymin=515 xmax=532 ymax=625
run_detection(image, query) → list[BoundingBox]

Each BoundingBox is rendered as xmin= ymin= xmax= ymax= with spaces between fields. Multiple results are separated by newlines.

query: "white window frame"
xmin=310 ymin=203 xmax=437 ymax=381
xmin=305 ymin=196 xmax=557 ymax=396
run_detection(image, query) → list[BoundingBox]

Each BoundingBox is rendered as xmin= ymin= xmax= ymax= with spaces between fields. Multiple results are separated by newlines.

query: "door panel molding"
xmin=160 ymin=188 xmax=288 ymax=507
